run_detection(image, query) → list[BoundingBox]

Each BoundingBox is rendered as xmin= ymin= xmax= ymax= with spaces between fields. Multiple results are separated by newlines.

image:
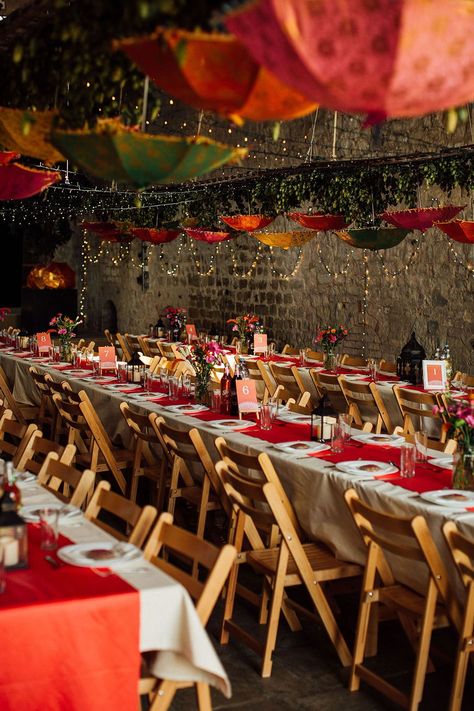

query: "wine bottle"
xmin=220 ymin=365 xmax=232 ymax=415
xmin=1 ymin=462 xmax=21 ymax=512
xmin=229 ymin=363 xmax=241 ymax=417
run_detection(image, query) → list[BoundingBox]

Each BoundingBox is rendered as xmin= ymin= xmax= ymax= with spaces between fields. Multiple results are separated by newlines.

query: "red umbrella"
xmin=129 ymin=228 xmax=181 ymax=245
xmin=436 ymin=220 xmax=474 ymax=244
xmin=81 ymin=222 xmax=133 ymax=243
xmin=225 ymin=0 xmax=474 ymax=121
xmin=288 ymin=212 xmax=348 ymax=231
xmin=380 ymin=206 xmax=464 ymax=232
xmin=184 ymin=228 xmax=234 ymax=244
xmin=0 ymin=150 xmax=60 ymax=200
xmin=220 ymin=215 xmax=275 ymax=231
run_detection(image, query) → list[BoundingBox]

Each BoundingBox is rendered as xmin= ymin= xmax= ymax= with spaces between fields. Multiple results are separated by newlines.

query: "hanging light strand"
xmin=361 ymin=250 xmax=369 ymax=358
xmin=187 ymin=241 xmax=218 ymax=277
xmin=375 ymin=237 xmax=422 ymax=279
xmin=446 ymin=241 xmax=474 ymax=276
xmin=266 ymin=246 xmax=305 ymax=280
xmin=227 ymin=242 xmax=263 ymax=278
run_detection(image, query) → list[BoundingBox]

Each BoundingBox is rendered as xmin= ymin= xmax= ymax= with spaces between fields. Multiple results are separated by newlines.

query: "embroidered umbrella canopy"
xmin=129 ymin=228 xmax=181 ymax=245
xmin=436 ymin=220 xmax=474 ymax=244
xmin=0 ymin=108 xmax=64 ymax=163
xmin=253 ymin=230 xmax=316 ymax=249
xmin=336 ymin=227 xmax=409 ymax=250
xmin=184 ymin=228 xmax=234 ymax=244
xmin=115 ymin=28 xmax=317 ymax=124
xmin=51 ymin=119 xmax=247 ymax=188
xmin=380 ymin=206 xmax=464 ymax=232
xmin=81 ymin=221 xmax=133 ymax=243
xmin=288 ymin=212 xmax=348 ymax=231
xmin=226 ymin=0 xmax=474 ymax=121
xmin=220 ymin=215 xmax=275 ymax=231
xmin=0 ymin=151 xmax=60 ymax=200
xmin=26 ymin=262 xmax=75 ymax=289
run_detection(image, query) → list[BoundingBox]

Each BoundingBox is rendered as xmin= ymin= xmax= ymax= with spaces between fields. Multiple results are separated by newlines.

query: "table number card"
xmin=254 ymin=333 xmax=267 ymax=354
xmin=236 ymin=379 xmax=259 ymax=417
xmin=185 ymin=324 xmax=198 ymax=341
xmin=422 ymin=360 xmax=447 ymax=391
xmin=36 ymin=332 xmax=51 ymax=355
xmin=98 ymin=346 xmax=116 ymax=371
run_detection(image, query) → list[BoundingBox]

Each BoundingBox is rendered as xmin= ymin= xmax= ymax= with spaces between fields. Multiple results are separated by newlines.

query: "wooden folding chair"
xmin=285 ymin=393 xmax=313 ymax=414
xmin=158 ymin=342 xmax=182 ymax=361
xmin=344 ymin=489 xmax=462 ymax=711
xmin=443 ymin=521 xmax=474 ymax=711
xmin=120 ymin=402 xmax=168 ymax=510
xmin=28 ymin=366 xmax=56 ymax=436
xmin=281 ymin=344 xmax=300 ymax=355
xmin=393 ymin=386 xmax=446 ymax=440
xmin=0 ymin=365 xmax=38 ymax=424
xmin=139 ymin=512 xmax=236 ymax=711
xmin=379 ymin=359 xmax=397 ymax=374
xmin=269 ymin=363 xmax=309 ymax=406
xmin=339 ymin=376 xmax=393 ymax=433
xmin=305 ymin=349 xmax=324 ymax=362
xmin=104 ymin=329 xmax=116 ymax=348
xmin=37 ymin=452 xmax=95 ymax=507
xmin=341 ymin=355 xmax=368 ymax=368
xmin=0 ymin=409 xmax=40 ymax=467
xmin=312 ymin=370 xmax=348 ymax=414
xmin=218 ymin=462 xmax=361 ymax=677
xmin=116 ymin=332 xmax=132 ymax=362
xmin=392 ymin=427 xmax=457 ymax=454
xmin=16 ymin=431 xmax=76 ymax=475
xmin=124 ymin=332 xmax=142 ymax=355
xmin=85 ymin=480 xmax=156 ymax=548
xmin=238 ymin=358 xmax=272 ymax=401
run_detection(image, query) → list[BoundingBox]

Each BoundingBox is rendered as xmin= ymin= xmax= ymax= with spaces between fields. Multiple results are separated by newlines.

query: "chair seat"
xmin=379 ymin=584 xmax=446 ymax=620
xmin=76 ymin=447 xmax=134 ymax=470
xmin=247 ymin=541 xmax=362 ymax=583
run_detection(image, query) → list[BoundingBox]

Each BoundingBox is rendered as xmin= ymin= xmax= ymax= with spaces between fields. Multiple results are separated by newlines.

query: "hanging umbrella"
xmin=380 ymin=206 xmax=464 ymax=232
xmin=0 ymin=108 xmax=64 ymax=163
xmin=115 ymin=28 xmax=317 ymax=124
xmin=81 ymin=221 xmax=133 ymax=243
xmin=26 ymin=262 xmax=75 ymax=289
xmin=225 ymin=0 xmax=474 ymax=121
xmin=220 ymin=215 xmax=275 ymax=231
xmin=129 ymin=227 xmax=181 ymax=245
xmin=436 ymin=220 xmax=474 ymax=244
xmin=0 ymin=150 xmax=60 ymax=200
xmin=288 ymin=212 xmax=348 ymax=230
xmin=335 ymin=227 xmax=409 ymax=250
xmin=51 ymin=119 xmax=247 ymax=189
xmin=253 ymin=230 xmax=316 ymax=249
xmin=184 ymin=228 xmax=234 ymax=244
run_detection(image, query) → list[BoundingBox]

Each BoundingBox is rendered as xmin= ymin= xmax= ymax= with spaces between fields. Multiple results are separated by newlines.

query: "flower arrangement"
xmin=435 ymin=395 xmax=474 ymax=489
xmin=49 ymin=313 xmax=82 ymax=361
xmin=187 ymin=341 xmax=223 ymax=402
xmin=163 ymin=306 xmax=187 ymax=332
xmin=0 ymin=307 xmax=11 ymax=322
xmin=315 ymin=325 xmax=348 ymax=352
xmin=227 ymin=313 xmax=261 ymax=342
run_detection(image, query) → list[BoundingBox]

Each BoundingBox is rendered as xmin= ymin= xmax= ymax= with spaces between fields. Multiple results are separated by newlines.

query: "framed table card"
xmin=254 ymin=333 xmax=267 ymax=354
xmin=185 ymin=324 xmax=198 ymax=342
xmin=422 ymin=360 xmax=447 ymax=391
xmin=36 ymin=332 xmax=51 ymax=355
xmin=236 ymin=379 xmax=259 ymax=417
xmin=98 ymin=346 xmax=116 ymax=372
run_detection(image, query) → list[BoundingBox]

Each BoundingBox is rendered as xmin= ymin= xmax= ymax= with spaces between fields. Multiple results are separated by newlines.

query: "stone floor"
xmin=166 ymin=584 xmax=473 ymax=711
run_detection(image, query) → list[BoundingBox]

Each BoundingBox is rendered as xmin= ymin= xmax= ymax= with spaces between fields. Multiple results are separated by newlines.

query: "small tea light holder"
xmin=0 ymin=510 xmax=28 ymax=569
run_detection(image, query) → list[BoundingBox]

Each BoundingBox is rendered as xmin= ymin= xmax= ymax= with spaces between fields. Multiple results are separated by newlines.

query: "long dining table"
xmin=2 ymin=347 xmax=473 ymax=606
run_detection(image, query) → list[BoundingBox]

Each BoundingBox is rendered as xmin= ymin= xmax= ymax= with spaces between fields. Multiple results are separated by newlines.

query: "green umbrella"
xmin=335 ymin=227 xmax=409 ymax=250
xmin=51 ymin=119 xmax=247 ymax=188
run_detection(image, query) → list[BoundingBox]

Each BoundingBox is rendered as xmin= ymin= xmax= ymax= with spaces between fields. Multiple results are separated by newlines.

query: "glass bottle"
xmin=1 ymin=462 xmax=21 ymax=511
xmin=220 ymin=365 xmax=232 ymax=415
xmin=230 ymin=363 xmax=241 ymax=417
xmin=444 ymin=344 xmax=452 ymax=385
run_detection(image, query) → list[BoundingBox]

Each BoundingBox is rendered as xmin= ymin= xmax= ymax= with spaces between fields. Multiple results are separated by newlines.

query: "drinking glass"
xmin=235 ymin=341 xmax=242 ymax=355
xmin=268 ymin=397 xmax=278 ymax=422
xmin=211 ymin=390 xmax=222 ymax=413
xmin=0 ymin=545 xmax=5 ymax=594
xmin=334 ymin=353 xmax=343 ymax=374
xmin=181 ymin=374 xmax=192 ymax=398
xmin=169 ymin=376 xmax=179 ymax=400
xmin=299 ymin=349 xmax=306 ymax=366
xmin=117 ymin=362 xmax=127 ymax=383
xmin=39 ymin=508 xmax=60 ymax=550
xmin=160 ymin=368 xmax=169 ymax=392
xmin=268 ymin=343 xmax=275 ymax=358
xmin=330 ymin=422 xmax=344 ymax=453
xmin=414 ymin=431 xmax=428 ymax=462
xmin=338 ymin=413 xmax=353 ymax=442
xmin=259 ymin=402 xmax=272 ymax=430
xmin=400 ymin=443 xmax=416 ymax=478
xmin=53 ymin=345 xmax=61 ymax=363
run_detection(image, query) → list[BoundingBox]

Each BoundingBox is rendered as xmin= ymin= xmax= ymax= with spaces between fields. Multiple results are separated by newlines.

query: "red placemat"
xmin=0 ymin=525 xmax=140 ymax=711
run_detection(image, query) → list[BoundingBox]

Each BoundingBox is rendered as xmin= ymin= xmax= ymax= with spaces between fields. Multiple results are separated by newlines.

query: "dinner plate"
xmin=209 ymin=419 xmax=257 ymax=431
xmin=102 ymin=383 xmax=141 ymax=390
xmin=49 ymin=362 xmax=72 ymax=368
xmin=16 ymin=472 xmax=37 ymax=488
xmin=29 ymin=356 xmax=50 ymax=361
xmin=61 ymin=368 xmax=93 ymax=376
xmin=273 ymin=441 xmax=330 ymax=454
xmin=336 ymin=460 xmax=398 ymax=476
xmin=420 ymin=490 xmax=474 ymax=509
xmin=351 ymin=433 xmax=405 ymax=446
xmin=128 ymin=391 xmax=167 ymax=400
xmin=428 ymin=456 xmax=453 ymax=470
xmin=277 ymin=412 xmax=312 ymax=424
xmin=20 ymin=503 xmax=81 ymax=523
xmin=58 ymin=541 xmax=142 ymax=568
xmin=167 ymin=403 xmax=209 ymax=415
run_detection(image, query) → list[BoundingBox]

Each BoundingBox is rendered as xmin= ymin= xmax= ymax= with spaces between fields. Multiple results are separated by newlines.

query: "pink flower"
xmin=329 ymin=335 xmax=337 ymax=343
xmin=466 ymin=415 xmax=474 ymax=428
xmin=58 ymin=328 xmax=67 ymax=335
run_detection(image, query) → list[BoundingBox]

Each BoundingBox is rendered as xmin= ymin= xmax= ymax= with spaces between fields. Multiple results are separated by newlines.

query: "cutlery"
xmin=44 ymin=555 xmax=63 ymax=569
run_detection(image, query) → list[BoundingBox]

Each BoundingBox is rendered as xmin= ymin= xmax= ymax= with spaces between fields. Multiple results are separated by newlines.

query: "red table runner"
xmin=0 ymin=525 xmax=140 ymax=711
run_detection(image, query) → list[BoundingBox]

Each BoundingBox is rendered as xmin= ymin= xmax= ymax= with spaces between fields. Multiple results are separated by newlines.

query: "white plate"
xmin=428 ymin=456 xmax=453 ymax=469
xmin=167 ymin=403 xmax=209 ymax=415
xmin=20 ymin=502 xmax=81 ymax=523
xmin=342 ymin=374 xmax=365 ymax=381
xmin=49 ymin=362 xmax=72 ymax=368
xmin=58 ymin=541 xmax=142 ymax=568
xmin=29 ymin=356 xmax=50 ymax=361
xmin=336 ymin=460 xmax=398 ymax=476
xmin=209 ymin=419 xmax=257 ymax=431
xmin=420 ymin=489 xmax=474 ymax=509
xmin=128 ymin=391 xmax=167 ymax=400
xmin=102 ymin=383 xmax=141 ymax=390
xmin=277 ymin=412 xmax=312 ymax=424
xmin=273 ymin=441 xmax=330 ymax=454
xmin=351 ymin=433 xmax=405 ymax=446
xmin=376 ymin=380 xmax=399 ymax=386
xmin=61 ymin=368 xmax=93 ymax=376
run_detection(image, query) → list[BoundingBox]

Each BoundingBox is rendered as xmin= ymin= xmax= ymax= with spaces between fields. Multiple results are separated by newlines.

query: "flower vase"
xmin=239 ymin=339 xmax=249 ymax=355
xmin=194 ymin=373 xmax=210 ymax=405
xmin=452 ymin=449 xmax=474 ymax=491
xmin=60 ymin=341 xmax=73 ymax=363
xmin=323 ymin=349 xmax=336 ymax=372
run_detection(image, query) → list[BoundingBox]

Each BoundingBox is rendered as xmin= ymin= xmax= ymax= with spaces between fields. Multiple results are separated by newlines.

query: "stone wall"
xmin=55 ymin=181 xmax=474 ymax=372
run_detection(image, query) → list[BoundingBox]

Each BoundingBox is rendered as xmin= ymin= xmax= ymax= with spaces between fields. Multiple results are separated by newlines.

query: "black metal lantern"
xmin=397 ymin=331 xmax=426 ymax=385
xmin=126 ymin=351 xmax=146 ymax=384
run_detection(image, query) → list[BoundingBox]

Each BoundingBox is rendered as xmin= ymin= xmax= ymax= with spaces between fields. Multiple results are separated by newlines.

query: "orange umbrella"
xmin=288 ymin=212 xmax=348 ymax=231
xmin=0 ymin=151 xmax=60 ymax=200
xmin=115 ymin=28 xmax=317 ymax=124
xmin=129 ymin=228 xmax=181 ymax=245
xmin=184 ymin=228 xmax=234 ymax=244
xmin=226 ymin=0 xmax=474 ymax=121
xmin=253 ymin=230 xmax=316 ymax=249
xmin=220 ymin=215 xmax=275 ymax=231
xmin=0 ymin=108 xmax=64 ymax=163
xmin=81 ymin=221 xmax=133 ymax=243
xmin=436 ymin=220 xmax=474 ymax=244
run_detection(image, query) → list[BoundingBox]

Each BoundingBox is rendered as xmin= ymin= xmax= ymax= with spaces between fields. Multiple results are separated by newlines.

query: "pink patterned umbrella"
xmin=288 ymin=212 xmax=348 ymax=231
xmin=380 ymin=206 xmax=464 ymax=232
xmin=226 ymin=0 xmax=474 ymax=121
xmin=129 ymin=228 xmax=181 ymax=245
xmin=184 ymin=228 xmax=234 ymax=243
xmin=436 ymin=220 xmax=474 ymax=244
xmin=0 ymin=150 xmax=60 ymax=200
xmin=220 ymin=215 xmax=275 ymax=231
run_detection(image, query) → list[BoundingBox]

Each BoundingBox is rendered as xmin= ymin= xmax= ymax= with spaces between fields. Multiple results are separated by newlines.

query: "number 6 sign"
xmin=236 ymin=379 xmax=259 ymax=415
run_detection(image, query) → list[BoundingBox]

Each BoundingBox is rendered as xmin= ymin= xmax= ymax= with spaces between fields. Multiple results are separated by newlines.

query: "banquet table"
xmin=2 ymin=349 xmax=473 ymax=606
xmin=0 ymin=452 xmax=230 ymax=711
